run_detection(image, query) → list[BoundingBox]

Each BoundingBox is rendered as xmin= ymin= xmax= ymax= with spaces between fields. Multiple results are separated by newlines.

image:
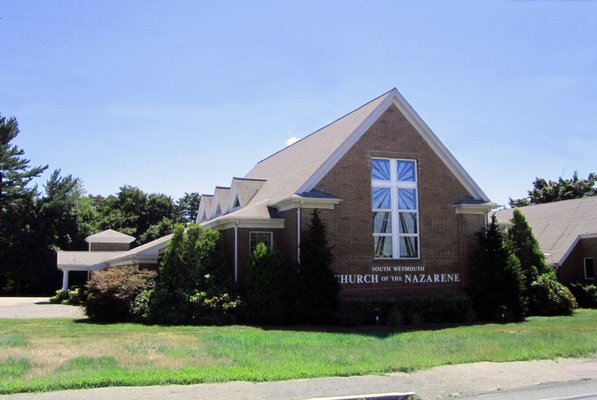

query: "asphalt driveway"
xmin=0 ymin=297 xmax=85 ymax=319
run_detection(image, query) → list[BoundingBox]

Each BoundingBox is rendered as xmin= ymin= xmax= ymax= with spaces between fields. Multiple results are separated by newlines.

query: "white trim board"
xmin=298 ymin=88 xmax=490 ymax=202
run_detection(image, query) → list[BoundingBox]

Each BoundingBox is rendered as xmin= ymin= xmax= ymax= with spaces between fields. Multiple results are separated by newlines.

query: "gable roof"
xmin=202 ymin=88 xmax=491 ymax=226
xmin=85 ymin=229 xmax=136 ymax=244
xmin=493 ymin=196 xmax=597 ymax=266
xmin=89 ymin=234 xmax=173 ymax=271
xmin=226 ymin=177 xmax=266 ymax=212
xmin=57 ymin=251 xmax=127 ymax=270
xmin=209 ymin=187 xmax=230 ymax=219
xmin=196 ymin=194 xmax=213 ymax=223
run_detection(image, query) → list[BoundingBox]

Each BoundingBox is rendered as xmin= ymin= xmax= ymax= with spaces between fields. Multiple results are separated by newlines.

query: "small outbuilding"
xmin=56 ymin=229 xmax=135 ymax=291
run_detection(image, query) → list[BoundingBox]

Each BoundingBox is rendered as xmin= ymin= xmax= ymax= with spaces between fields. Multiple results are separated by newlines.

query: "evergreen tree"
xmin=509 ymin=208 xmax=577 ymax=315
xmin=0 ymin=115 xmax=49 ymax=295
xmin=508 ymin=209 xmax=551 ymax=288
xmin=293 ymin=210 xmax=340 ymax=324
xmin=245 ymin=243 xmax=287 ymax=324
xmin=41 ymin=169 xmax=88 ymax=250
xmin=0 ymin=115 xmax=47 ymax=209
xmin=471 ymin=215 xmax=526 ymax=322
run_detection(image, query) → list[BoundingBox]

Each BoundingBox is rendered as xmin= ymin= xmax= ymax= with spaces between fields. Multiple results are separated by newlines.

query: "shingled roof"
xmin=200 ymin=88 xmax=491 ymax=228
xmin=85 ymin=229 xmax=135 ymax=244
xmin=493 ymin=196 xmax=597 ymax=266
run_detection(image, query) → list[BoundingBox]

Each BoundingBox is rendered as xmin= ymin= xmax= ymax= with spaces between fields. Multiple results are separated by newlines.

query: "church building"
xmin=194 ymin=88 xmax=496 ymax=301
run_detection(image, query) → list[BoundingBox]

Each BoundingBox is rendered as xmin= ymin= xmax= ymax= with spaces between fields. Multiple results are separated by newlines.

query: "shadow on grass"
xmin=255 ymin=320 xmax=495 ymax=337
xmin=73 ymin=316 xmax=497 ymax=338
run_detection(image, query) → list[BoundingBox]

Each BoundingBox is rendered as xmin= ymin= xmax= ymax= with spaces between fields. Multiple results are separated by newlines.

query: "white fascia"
xmin=57 ymin=265 xmax=93 ymax=272
xmin=271 ymin=195 xmax=342 ymax=212
xmin=558 ymin=232 xmax=597 ymax=267
xmin=298 ymin=88 xmax=491 ymax=203
xmin=205 ymin=218 xmax=284 ymax=230
xmin=454 ymin=202 xmax=499 ymax=215
xmin=225 ymin=181 xmax=242 ymax=213
xmin=196 ymin=195 xmax=213 ymax=224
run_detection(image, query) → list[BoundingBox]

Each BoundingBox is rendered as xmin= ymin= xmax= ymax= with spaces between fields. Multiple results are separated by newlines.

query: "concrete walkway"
xmin=0 ymin=297 xmax=85 ymax=319
xmin=1 ymin=358 xmax=595 ymax=400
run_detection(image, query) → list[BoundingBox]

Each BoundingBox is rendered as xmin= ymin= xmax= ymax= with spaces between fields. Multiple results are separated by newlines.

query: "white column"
xmin=234 ymin=221 xmax=238 ymax=283
xmin=61 ymin=270 xmax=69 ymax=292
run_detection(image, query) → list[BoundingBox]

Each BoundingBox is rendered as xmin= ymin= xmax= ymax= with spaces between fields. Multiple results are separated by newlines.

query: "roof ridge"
xmin=512 ymin=196 xmax=597 ymax=209
xmin=255 ymin=88 xmax=396 ymax=165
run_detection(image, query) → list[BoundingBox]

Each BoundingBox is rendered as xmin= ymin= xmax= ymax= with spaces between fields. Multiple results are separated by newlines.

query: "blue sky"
xmin=1 ymin=1 xmax=596 ymax=206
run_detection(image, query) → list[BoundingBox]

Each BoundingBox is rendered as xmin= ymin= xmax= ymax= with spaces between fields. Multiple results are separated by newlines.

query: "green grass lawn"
xmin=1 ymin=309 xmax=596 ymax=394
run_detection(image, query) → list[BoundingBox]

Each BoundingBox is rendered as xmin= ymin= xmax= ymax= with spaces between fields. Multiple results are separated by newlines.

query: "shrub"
xmin=245 ymin=243 xmax=287 ymax=325
xmin=508 ymin=209 xmax=564 ymax=315
xmin=529 ymin=274 xmax=578 ymax=315
xmin=49 ymin=289 xmax=69 ymax=304
xmin=84 ymin=267 xmax=156 ymax=322
xmin=568 ymin=282 xmax=597 ymax=308
xmin=149 ymin=224 xmax=240 ymax=325
xmin=471 ymin=215 xmax=526 ymax=322
xmin=49 ymin=286 xmax=86 ymax=305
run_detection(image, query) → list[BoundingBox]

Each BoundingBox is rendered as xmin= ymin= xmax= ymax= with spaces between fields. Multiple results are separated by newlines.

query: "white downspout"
xmin=297 ymin=200 xmax=303 ymax=264
xmin=234 ymin=220 xmax=239 ymax=283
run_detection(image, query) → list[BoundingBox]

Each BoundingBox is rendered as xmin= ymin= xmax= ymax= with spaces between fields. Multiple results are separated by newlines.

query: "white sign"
xmin=335 ymin=265 xmax=461 ymax=286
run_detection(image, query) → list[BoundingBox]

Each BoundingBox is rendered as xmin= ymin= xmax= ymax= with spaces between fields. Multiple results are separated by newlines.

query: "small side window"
xmin=250 ymin=231 xmax=273 ymax=254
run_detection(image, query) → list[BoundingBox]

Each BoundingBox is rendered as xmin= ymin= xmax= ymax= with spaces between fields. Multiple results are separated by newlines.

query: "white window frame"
xmin=584 ymin=257 xmax=595 ymax=280
xmin=249 ymin=231 xmax=273 ymax=254
xmin=372 ymin=157 xmax=420 ymax=260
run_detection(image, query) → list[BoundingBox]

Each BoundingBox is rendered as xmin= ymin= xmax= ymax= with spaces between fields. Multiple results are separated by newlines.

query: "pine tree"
xmin=509 ymin=208 xmax=577 ymax=315
xmin=471 ymin=215 xmax=526 ymax=322
xmin=0 ymin=115 xmax=49 ymax=295
xmin=0 ymin=115 xmax=47 ymax=210
xmin=293 ymin=210 xmax=340 ymax=324
xmin=508 ymin=209 xmax=551 ymax=287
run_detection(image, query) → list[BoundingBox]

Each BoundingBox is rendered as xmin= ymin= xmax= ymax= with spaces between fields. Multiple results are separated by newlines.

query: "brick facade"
xmin=305 ymin=104 xmax=484 ymax=300
xmin=227 ymin=104 xmax=486 ymax=300
xmin=89 ymin=242 xmax=130 ymax=251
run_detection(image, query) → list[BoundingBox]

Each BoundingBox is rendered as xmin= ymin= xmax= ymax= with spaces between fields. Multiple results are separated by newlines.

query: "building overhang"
xmin=271 ymin=194 xmax=342 ymax=212
xmin=453 ymin=202 xmax=498 ymax=215
xmin=205 ymin=217 xmax=285 ymax=230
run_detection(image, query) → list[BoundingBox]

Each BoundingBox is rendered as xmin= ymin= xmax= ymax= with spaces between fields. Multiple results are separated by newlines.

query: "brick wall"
xmin=89 ymin=242 xmax=130 ymax=251
xmin=307 ymin=104 xmax=485 ymax=300
xmin=222 ymin=227 xmax=284 ymax=292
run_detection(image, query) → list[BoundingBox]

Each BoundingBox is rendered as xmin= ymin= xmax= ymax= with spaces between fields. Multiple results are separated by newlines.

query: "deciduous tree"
xmin=510 ymin=171 xmax=596 ymax=207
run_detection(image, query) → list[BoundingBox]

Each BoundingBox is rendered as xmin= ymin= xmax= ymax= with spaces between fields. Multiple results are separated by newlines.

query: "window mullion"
xmin=390 ymin=160 xmax=399 ymax=259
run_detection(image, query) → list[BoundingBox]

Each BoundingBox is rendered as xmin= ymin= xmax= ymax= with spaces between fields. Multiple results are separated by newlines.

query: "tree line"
xmin=1 ymin=115 xmax=200 ymax=296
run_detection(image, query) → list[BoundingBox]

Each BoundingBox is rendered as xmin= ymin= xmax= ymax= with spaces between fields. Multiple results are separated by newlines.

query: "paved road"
xmin=0 ymin=297 xmax=85 ymax=319
xmin=460 ymin=379 xmax=597 ymax=399
xmin=1 ymin=359 xmax=595 ymax=400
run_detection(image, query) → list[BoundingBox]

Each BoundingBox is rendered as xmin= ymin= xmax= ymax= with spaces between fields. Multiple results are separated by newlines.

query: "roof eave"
xmin=203 ymin=217 xmax=285 ymax=230
xmin=454 ymin=202 xmax=498 ymax=214
xmin=270 ymin=195 xmax=342 ymax=212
